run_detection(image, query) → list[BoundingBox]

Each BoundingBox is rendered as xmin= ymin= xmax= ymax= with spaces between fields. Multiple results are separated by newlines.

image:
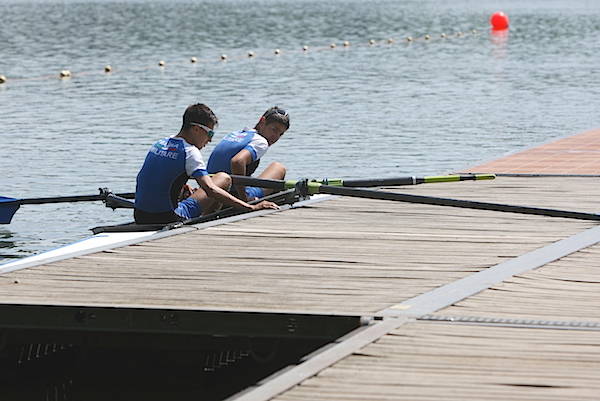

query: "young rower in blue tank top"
xmin=207 ymin=107 xmax=289 ymax=201
xmin=134 ymin=103 xmax=279 ymax=224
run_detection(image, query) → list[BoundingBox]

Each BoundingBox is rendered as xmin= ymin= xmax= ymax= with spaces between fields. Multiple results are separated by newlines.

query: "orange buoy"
xmin=490 ymin=11 xmax=509 ymax=30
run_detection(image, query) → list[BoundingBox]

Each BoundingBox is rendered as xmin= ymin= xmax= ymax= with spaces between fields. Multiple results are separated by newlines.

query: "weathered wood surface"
xmin=0 ymin=177 xmax=595 ymax=315
xmin=275 ymin=322 xmax=600 ymax=401
xmin=266 ymin=176 xmax=600 ymax=401
xmin=434 ymin=241 xmax=600 ymax=322
xmin=390 ymin=175 xmax=600 ymax=213
xmin=464 ymin=128 xmax=600 ymax=175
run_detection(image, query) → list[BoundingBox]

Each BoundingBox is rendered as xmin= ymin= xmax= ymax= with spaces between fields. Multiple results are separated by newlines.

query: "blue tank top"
xmin=135 ymin=137 xmax=208 ymax=213
xmin=207 ymin=129 xmax=268 ymax=174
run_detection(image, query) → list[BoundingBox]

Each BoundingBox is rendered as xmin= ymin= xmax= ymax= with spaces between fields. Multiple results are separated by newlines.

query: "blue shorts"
xmin=245 ymin=186 xmax=265 ymax=200
xmin=174 ymin=197 xmax=203 ymax=219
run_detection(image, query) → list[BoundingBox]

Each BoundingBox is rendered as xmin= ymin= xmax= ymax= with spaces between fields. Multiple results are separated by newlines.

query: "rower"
xmin=207 ymin=106 xmax=290 ymax=201
xmin=133 ymin=103 xmax=279 ymax=225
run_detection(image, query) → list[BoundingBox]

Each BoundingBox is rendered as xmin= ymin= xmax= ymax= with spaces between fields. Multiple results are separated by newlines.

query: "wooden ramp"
xmin=465 ymin=128 xmax=600 ymax=175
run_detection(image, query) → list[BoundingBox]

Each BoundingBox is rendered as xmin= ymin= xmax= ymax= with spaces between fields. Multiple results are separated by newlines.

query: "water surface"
xmin=1 ymin=0 xmax=600 ymax=262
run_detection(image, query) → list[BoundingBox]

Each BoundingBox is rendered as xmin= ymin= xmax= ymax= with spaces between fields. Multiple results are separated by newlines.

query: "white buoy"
xmin=220 ymin=54 xmax=227 ymax=61
xmin=343 ymin=41 xmax=350 ymax=47
xmin=190 ymin=57 xmax=197 ymax=63
xmin=302 ymin=45 xmax=308 ymax=51
xmin=158 ymin=60 xmax=165 ymax=67
xmin=330 ymin=43 xmax=336 ymax=48
xmin=104 ymin=65 xmax=112 ymax=73
xmin=248 ymin=51 xmax=255 ymax=57
xmin=59 ymin=70 xmax=71 ymax=78
xmin=274 ymin=49 xmax=281 ymax=55
xmin=0 ymin=75 xmax=6 ymax=84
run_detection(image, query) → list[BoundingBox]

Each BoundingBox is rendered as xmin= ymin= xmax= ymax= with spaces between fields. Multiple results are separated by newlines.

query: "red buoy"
xmin=490 ymin=11 xmax=509 ymax=30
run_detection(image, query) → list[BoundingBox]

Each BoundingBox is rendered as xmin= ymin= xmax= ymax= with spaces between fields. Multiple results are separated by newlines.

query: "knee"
xmin=270 ymin=162 xmax=286 ymax=176
xmin=214 ymin=172 xmax=232 ymax=189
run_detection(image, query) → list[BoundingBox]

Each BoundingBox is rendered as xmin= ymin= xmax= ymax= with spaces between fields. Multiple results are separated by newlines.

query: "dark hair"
xmin=260 ymin=106 xmax=290 ymax=130
xmin=182 ymin=103 xmax=218 ymax=130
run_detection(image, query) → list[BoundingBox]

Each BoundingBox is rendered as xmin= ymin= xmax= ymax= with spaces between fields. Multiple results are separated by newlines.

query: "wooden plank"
xmin=273 ymin=322 xmax=600 ymax=401
xmin=395 ymin=175 xmax=600 ymax=213
xmin=433 ymin=241 xmax=600 ymax=322
xmin=381 ymin=224 xmax=600 ymax=318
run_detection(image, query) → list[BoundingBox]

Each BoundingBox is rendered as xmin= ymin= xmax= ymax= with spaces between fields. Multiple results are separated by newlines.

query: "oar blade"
xmin=0 ymin=197 xmax=22 ymax=224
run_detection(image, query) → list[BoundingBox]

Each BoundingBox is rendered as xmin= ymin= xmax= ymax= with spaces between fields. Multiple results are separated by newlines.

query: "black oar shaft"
xmin=341 ymin=177 xmax=416 ymax=187
xmin=319 ymin=185 xmax=600 ymax=221
xmin=229 ymin=175 xmax=285 ymax=190
xmin=20 ymin=192 xmax=135 ymax=205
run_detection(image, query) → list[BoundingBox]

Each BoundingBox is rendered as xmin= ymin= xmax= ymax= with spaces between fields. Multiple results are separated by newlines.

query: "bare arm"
xmin=196 ymin=175 xmax=278 ymax=211
xmin=231 ymin=149 xmax=254 ymax=201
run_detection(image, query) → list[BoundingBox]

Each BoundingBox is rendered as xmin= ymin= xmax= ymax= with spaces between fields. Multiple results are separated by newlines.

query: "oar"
xmin=313 ymin=184 xmax=600 ymax=221
xmin=230 ymin=173 xmax=496 ymax=190
xmin=0 ymin=189 xmax=135 ymax=224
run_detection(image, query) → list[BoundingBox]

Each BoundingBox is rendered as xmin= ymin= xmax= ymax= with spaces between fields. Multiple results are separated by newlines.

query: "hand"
xmin=179 ymin=184 xmax=195 ymax=201
xmin=251 ymin=200 xmax=280 ymax=211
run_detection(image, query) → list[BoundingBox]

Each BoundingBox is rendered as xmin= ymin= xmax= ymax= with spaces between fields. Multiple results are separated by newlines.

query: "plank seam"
xmin=419 ymin=314 xmax=600 ymax=331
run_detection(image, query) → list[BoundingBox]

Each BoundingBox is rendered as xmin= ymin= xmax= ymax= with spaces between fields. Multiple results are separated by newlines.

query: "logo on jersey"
xmin=150 ymin=140 xmax=179 ymax=160
xmin=226 ymin=131 xmax=251 ymax=143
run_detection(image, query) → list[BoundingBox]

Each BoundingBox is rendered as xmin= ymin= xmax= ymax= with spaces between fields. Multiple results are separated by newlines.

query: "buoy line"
xmin=0 ymin=27 xmax=488 ymax=86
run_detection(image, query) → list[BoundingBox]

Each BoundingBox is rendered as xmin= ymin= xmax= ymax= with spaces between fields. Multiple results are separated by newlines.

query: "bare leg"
xmin=191 ymin=172 xmax=232 ymax=215
xmin=258 ymin=162 xmax=286 ymax=195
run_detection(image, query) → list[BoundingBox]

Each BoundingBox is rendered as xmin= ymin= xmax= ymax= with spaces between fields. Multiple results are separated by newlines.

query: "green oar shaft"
xmin=340 ymin=174 xmax=495 ymax=187
xmin=230 ymin=174 xmax=495 ymax=189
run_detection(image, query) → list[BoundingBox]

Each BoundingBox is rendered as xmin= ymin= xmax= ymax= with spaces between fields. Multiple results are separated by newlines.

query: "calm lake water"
xmin=1 ymin=0 xmax=600 ymax=262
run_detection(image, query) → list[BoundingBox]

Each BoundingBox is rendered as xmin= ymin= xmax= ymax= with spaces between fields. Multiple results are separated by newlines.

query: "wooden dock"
xmin=2 ymin=129 xmax=600 ymax=399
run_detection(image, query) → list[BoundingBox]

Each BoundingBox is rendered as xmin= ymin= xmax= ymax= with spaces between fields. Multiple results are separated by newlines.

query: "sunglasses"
xmin=190 ymin=122 xmax=215 ymax=139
